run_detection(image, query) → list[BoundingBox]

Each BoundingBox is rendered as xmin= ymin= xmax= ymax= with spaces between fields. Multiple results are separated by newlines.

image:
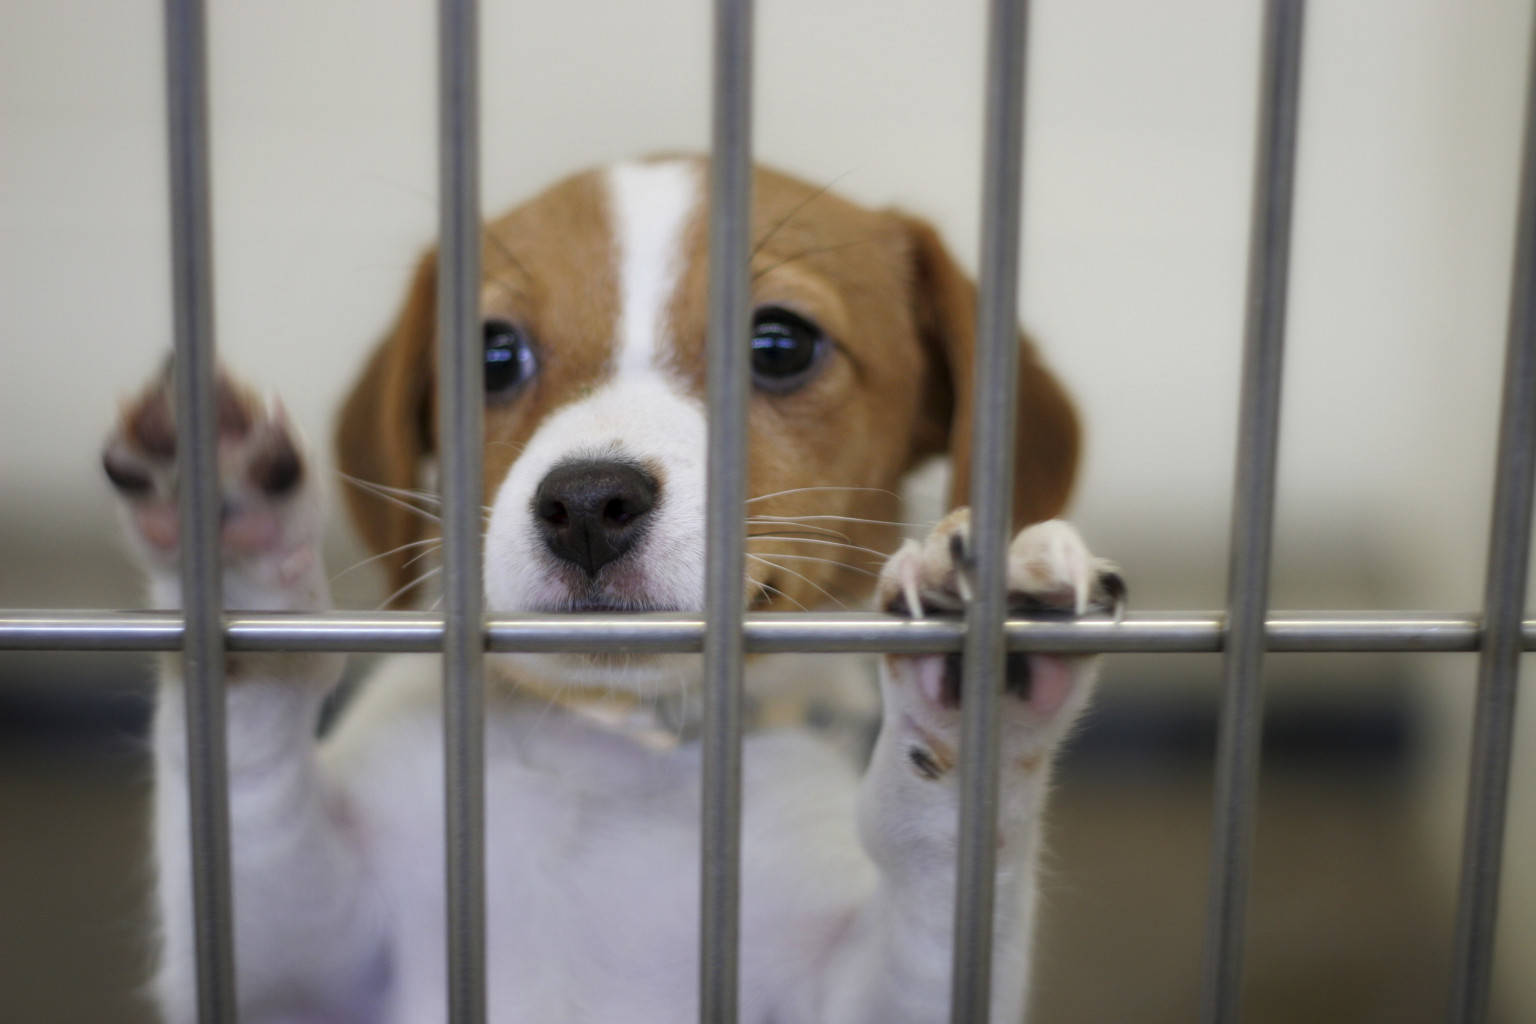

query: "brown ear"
xmin=334 ymin=251 xmax=438 ymax=604
xmin=902 ymin=215 xmax=1080 ymax=529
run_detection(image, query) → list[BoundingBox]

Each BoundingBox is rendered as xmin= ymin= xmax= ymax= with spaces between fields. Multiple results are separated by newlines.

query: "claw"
xmin=902 ymin=564 xmax=925 ymax=621
xmin=948 ymin=528 xmax=973 ymax=604
xmin=1099 ymin=569 xmax=1128 ymax=622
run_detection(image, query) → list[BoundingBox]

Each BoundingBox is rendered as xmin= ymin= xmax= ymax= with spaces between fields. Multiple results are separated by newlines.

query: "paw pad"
xmin=102 ymin=363 xmax=313 ymax=564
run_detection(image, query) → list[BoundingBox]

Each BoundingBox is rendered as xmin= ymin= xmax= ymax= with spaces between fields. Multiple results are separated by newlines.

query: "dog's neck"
xmin=501 ymin=677 xmax=719 ymax=751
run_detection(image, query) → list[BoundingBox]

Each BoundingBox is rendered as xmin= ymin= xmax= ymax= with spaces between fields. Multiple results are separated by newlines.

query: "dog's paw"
xmin=875 ymin=512 xmax=1122 ymax=774
xmin=102 ymin=362 xmax=325 ymax=609
xmin=878 ymin=509 xmax=1123 ymax=625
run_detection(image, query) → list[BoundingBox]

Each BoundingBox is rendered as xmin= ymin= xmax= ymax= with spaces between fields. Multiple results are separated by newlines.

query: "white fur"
xmin=606 ymin=159 xmax=699 ymax=376
xmin=482 ymin=373 xmax=708 ymax=692
xmin=122 ymin=163 xmax=1105 ymax=1024
xmin=484 ymin=376 xmax=707 ymax=619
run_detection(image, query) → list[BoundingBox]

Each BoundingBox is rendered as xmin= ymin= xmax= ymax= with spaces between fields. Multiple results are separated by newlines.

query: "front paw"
xmin=102 ymin=361 xmax=325 ymax=610
xmin=878 ymin=509 xmax=1123 ymax=625
xmin=875 ymin=511 xmax=1122 ymax=775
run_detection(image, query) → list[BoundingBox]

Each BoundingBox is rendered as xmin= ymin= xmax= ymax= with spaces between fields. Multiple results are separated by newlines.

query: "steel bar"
xmin=700 ymin=1 xmax=754 ymax=1021
xmin=952 ymin=1 xmax=1030 ymax=1021
xmin=5 ymin=610 xmax=1536 ymax=655
xmin=163 ymin=1 xmax=237 ymax=1019
xmin=436 ymin=1 xmax=486 ymax=1021
xmin=1447 ymin=13 xmax=1536 ymax=1023
xmin=1200 ymin=3 xmax=1306 ymax=1022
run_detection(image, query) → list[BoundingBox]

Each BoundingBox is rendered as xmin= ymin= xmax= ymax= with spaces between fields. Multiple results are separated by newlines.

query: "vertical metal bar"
xmin=437 ymin=1 xmax=486 ymax=1022
xmin=950 ymin=1 xmax=1029 ymax=1021
xmin=1447 ymin=16 xmax=1536 ymax=1023
xmin=163 ymin=1 xmax=237 ymax=1020
xmin=701 ymin=0 xmax=753 ymax=1020
xmin=1199 ymin=3 xmax=1305 ymax=1023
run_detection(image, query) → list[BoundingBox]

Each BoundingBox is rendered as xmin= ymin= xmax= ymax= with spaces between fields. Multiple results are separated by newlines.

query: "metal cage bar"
xmin=951 ymin=1 xmax=1029 ymax=1021
xmin=14 ymin=4 xmax=1536 ymax=1024
xmin=701 ymin=1 xmax=754 ymax=1021
xmin=436 ymin=1 xmax=487 ymax=1022
xmin=1447 ymin=12 xmax=1536 ymax=1023
xmin=163 ymin=1 xmax=237 ymax=1020
xmin=5 ymin=609 xmax=1536 ymax=655
xmin=1198 ymin=3 xmax=1305 ymax=1022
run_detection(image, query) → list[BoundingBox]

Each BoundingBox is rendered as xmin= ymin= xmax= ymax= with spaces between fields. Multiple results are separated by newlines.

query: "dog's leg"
xmin=815 ymin=511 xmax=1121 ymax=1024
xmin=105 ymin=367 xmax=384 ymax=1024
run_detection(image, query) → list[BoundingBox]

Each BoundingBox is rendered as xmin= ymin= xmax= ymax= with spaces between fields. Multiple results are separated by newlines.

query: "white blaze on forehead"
xmin=606 ymin=159 xmax=701 ymax=375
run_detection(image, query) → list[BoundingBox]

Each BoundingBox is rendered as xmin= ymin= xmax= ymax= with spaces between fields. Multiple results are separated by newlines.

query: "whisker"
xmin=338 ymin=472 xmax=443 ymax=506
xmin=749 ymin=171 xmax=852 ymax=260
xmin=332 ymin=537 xmax=443 ymax=582
xmin=482 ymin=230 xmax=534 ymax=288
xmin=752 ymin=237 xmax=880 ymax=281
xmin=746 ymin=553 xmax=847 ymax=610
xmin=745 ymin=534 xmax=895 ymax=560
xmin=746 ymin=519 xmax=851 ymax=541
xmin=743 ymin=568 xmax=809 ymax=612
xmin=338 ymin=473 xmax=443 ymax=524
xmin=750 ymin=551 xmax=882 ymax=579
xmin=747 ymin=528 xmax=853 ymax=544
xmin=376 ymin=565 xmax=442 ymax=610
xmin=746 ymin=485 xmax=899 ymax=505
xmin=401 ymin=543 xmax=444 ymax=571
xmin=749 ymin=512 xmax=930 ymax=531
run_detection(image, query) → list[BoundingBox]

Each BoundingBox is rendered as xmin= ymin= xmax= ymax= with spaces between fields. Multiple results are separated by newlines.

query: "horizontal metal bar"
xmin=3 ymin=610 xmax=1531 ymax=655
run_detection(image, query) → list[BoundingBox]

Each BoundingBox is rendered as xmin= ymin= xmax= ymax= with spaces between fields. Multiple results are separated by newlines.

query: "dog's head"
xmin=336 ymin=157 xmax=1078 ymax=692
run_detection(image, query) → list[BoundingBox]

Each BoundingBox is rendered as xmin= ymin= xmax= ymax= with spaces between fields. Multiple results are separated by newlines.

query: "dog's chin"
xmin=487 ymin=650 xmax=703 ymax=697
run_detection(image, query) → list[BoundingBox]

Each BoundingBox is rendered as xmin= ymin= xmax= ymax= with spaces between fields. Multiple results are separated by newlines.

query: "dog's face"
xmin=336 ymin=157 xmax=1079 ymax=692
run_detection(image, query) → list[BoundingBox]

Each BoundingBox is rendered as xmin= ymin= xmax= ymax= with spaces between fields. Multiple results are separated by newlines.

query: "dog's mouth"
xmin=512 ymin=553 xmax=692 ymax=616
xmin=554 ymin=598 xmax=681 ymax=614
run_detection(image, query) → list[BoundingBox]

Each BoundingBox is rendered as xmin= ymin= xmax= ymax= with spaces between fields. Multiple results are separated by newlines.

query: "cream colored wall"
xmin=2 ymin=0 xmax=1533 ymax=1014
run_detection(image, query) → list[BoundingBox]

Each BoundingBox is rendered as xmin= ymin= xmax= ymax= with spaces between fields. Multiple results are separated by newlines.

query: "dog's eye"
xmin=483 ymin=319 xmax=538 ymax=398
xmin=750 ymin=308 xmax=827 ymax=392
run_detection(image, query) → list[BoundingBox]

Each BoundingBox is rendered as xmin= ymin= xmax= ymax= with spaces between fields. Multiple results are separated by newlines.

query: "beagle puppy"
xmin=103 ymin=157 xmax=1120 ymax=1024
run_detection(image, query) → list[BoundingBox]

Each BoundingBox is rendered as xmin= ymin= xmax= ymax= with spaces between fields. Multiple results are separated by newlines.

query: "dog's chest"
xmin=324 ymin=665 xmax=870 ymax=1023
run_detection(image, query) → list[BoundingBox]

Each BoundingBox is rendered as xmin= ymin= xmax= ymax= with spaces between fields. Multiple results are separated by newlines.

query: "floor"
xmin=1031 ymin=768 xmax=1458 ymax=1024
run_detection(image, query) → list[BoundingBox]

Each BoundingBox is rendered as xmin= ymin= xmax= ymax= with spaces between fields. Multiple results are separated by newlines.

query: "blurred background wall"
xmin=2 ymin=1 xmax=1533 ymax=1021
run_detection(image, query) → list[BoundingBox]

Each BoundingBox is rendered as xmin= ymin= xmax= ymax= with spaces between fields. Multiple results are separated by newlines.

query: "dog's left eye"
xmin=483 ymin=319 xmax=539 ymax=398
xmin=751 ymin=307 xmax=827 ymax=392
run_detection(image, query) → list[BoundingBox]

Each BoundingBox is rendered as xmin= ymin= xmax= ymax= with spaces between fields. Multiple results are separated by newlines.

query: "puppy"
xmin=103 ymin=157 xmax=1120 ymax=1024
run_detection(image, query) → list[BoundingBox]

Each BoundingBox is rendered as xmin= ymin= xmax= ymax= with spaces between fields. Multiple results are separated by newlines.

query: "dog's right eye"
xmin=483 ymin=319 xmax=538 ymax=398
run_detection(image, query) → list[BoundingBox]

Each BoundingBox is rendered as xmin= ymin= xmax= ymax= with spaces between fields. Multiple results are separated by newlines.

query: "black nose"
xmin=533 ymin=459 xmax=659 ymax=577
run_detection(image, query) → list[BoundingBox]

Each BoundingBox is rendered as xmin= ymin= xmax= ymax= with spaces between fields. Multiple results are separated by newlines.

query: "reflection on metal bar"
xmin=163 ymin=1 xmax=237 ymax=1020
xmin=436 ymin=1 xmax=486 ymax=1022
xmin=6 ymin=610 xmax=1536 ymax=655
xmin=952 ymin=1 xmax=1030 ymax=1022
xmin=701 ymin=1 xmax=753 ymax=1021
xmin=1199 ymin=2 xmax=1306 ymax=1023
xmin=1448 ymin=15 xmax=1536 ymax=1024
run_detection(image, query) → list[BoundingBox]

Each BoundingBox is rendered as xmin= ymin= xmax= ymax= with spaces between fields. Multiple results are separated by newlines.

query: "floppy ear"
xmin=334 ymin=251 xmax=438 ymax=604
xmin=902 ymin=215 xmax=1080 ymax=529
